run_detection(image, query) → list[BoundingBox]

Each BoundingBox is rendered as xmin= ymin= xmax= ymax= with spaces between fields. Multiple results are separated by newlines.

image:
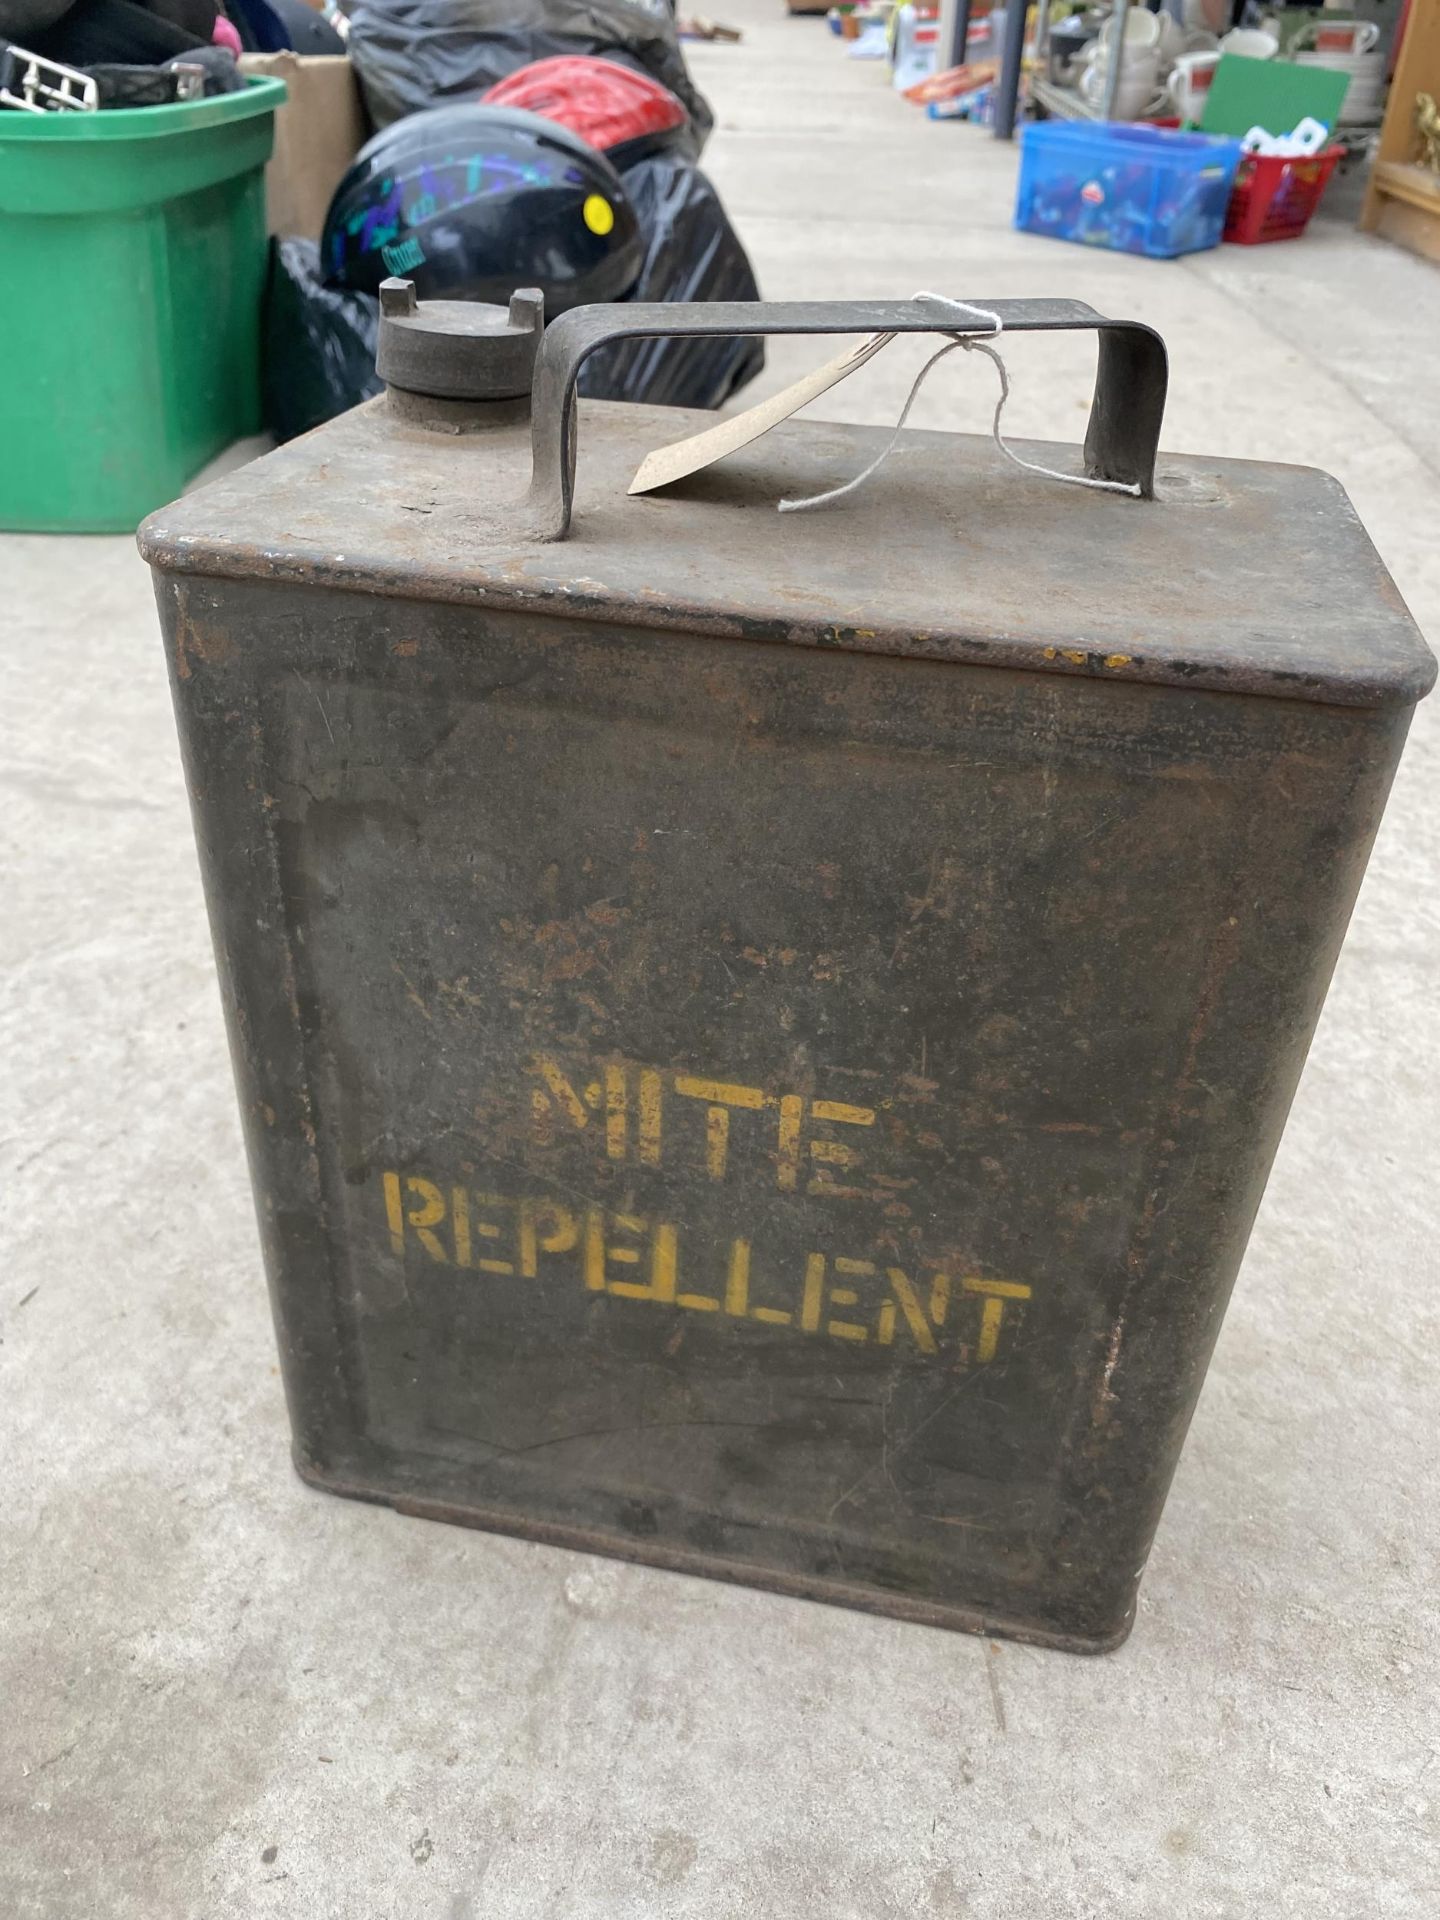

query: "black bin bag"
xmin=263 ymin=237 xmax=382 ymax=446
xmin=579 ymin=149 xmax=764 ymax=410
xmin=346 ymin=0 xmax=713 ymax=153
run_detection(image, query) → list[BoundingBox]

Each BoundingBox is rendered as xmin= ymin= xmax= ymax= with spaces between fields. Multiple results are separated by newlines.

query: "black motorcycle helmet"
xmin=322 ymin=104 xmax=643 ymax=312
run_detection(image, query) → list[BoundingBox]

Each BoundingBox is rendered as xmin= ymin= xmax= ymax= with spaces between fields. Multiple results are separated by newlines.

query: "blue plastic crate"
xmin=1015 ymin=121 xmax=1244 ymax=259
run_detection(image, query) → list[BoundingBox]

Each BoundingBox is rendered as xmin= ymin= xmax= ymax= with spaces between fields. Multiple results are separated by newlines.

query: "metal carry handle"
xmin=526 ymin=298 xmax=1168 ymax=541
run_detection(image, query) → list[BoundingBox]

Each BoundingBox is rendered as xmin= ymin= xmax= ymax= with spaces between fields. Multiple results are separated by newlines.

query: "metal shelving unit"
xmin=1027 ymin=0 xmax=1134 ymax=127
xmin=1029 ymin=76 xmax=1111 ymax=119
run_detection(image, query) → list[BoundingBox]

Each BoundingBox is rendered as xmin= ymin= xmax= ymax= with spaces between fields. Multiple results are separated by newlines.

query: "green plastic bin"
xmin=0 ymin=76 xmax=285 ymax=532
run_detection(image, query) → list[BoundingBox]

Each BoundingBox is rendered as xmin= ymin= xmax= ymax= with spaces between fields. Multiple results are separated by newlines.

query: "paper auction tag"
xmin=627 ymin=332 xmax=894 ymax=497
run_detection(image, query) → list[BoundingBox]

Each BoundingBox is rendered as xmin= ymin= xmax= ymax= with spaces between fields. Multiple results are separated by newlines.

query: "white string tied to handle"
xmin=777 ymin=292 xmax=1144 ymax=515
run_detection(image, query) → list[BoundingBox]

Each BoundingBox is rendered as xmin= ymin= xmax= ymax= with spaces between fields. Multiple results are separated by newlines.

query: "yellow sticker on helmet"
xmin=583 ymin=193 xmax=616 ymax=237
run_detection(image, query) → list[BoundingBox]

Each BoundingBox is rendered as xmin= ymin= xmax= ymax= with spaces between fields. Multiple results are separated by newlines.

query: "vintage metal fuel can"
xmin=140 ymin=293 xmax=1434 ymax=1651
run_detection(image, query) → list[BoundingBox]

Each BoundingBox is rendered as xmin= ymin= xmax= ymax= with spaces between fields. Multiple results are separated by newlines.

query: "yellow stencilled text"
xmin=528 ymin=1050 xmax=879 ymax=1196
xmin=381 ymin=1172 xmax=1031 ymax=1365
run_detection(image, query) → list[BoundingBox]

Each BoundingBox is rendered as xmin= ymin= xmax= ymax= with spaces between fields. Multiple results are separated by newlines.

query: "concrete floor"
xmin=5 ymin=7 xmax=1440 ymax=1915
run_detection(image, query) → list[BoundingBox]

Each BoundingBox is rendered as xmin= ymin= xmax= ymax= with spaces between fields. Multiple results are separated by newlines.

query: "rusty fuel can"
xmin=140 ymin=294 xmax=1434 ymax=1651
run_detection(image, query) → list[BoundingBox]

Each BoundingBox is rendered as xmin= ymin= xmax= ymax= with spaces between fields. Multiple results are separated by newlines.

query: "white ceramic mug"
xmin=1304 ymin=19 xmax=1380 ymax=54
xmin=1090 ymin=76 xmax=1170 ymax=117
xmin=1080 ymin=36 xmax=1163 ymax=71
xmin=1095 ymin=7 xmax=1164 ymax=51
xmin=1153 ymin=9 xmax=1188 ymax=62
xmin=1167 ymin=47 xmax=1219 ymax=118
xmin=1079 ymin=38 xmax=1159 ymax=72
xmin=1220 ymin=25 xmax=1279 ymax=58
xmin=1080 ymin=46 xmax=1166 ymax=118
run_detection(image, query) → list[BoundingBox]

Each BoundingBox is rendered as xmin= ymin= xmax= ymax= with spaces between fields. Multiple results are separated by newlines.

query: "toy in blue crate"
xmin=1015 ymin=122 xmax=1244 ymax=259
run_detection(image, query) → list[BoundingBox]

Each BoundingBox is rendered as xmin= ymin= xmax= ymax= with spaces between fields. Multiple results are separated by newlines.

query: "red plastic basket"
xmin=1223 ymin=146 xmax=1344 ymax=244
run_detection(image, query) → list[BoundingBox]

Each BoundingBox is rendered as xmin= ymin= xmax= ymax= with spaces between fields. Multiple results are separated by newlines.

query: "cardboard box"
xmin=239 ymin=52 xmax=368 ymax=243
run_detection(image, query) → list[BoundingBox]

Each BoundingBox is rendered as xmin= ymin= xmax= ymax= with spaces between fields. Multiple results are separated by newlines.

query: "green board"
xmin=1199 ymin=54 xmax=1350 ymax=138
